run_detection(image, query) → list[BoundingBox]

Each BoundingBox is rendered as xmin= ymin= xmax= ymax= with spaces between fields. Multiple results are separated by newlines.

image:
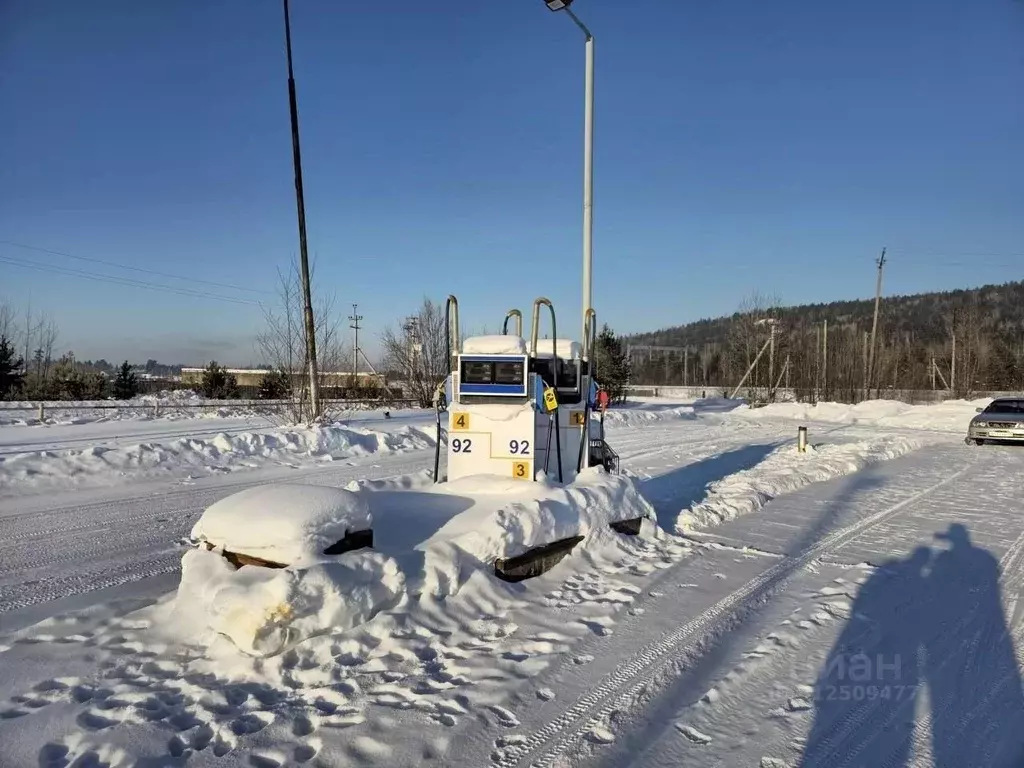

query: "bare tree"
xmin=726 ymin=291 xmax=781 ymax=400
xmin=380 ymin=298 xmax=449 ymax=408
xmin=256 ymin=261 xmax=352 ymax=424
xmin=0 ymin=300 xmax=16 ymax=344
xmin=38 ymin=316 xmax=59 ymax=380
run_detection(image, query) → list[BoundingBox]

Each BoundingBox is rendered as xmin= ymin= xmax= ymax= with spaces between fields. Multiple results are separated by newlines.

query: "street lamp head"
xmin=544 ymin=0 xmax=573 ymax=10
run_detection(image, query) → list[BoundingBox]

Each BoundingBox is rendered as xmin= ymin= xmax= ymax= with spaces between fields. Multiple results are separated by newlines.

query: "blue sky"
xmin=1 ymin=0 xmax=1022 ymax=365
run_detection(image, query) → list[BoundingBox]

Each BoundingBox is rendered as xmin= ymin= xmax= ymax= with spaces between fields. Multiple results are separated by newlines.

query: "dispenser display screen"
xmin=494 ymin=360 xmax=525 ymax=385
xmin=461 ymin=360 xmax=494 ymax=385
xmin=458 ymin=355 xmax=528 ymax=397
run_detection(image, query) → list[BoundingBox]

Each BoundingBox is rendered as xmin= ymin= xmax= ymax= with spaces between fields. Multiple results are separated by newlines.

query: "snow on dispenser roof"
xmin=191 ymin=483 xmax=372 ymax=564
xmin=533 ymin=338 xmax=583 ymax=359
xmin=461 ymin=335 xmax=528 ymax=355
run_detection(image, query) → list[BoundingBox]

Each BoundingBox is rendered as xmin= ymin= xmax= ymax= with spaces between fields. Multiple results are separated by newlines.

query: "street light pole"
xmin=546 ymin=1 xmax=594 ymax=341
xmin=567 ymin=8 xmax=594 ymax=342
xmin=282 ymin=0 xmax=321 ymax=421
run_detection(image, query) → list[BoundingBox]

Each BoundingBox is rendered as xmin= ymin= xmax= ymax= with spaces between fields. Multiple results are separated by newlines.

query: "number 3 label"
xmin=512 ymin=461 xmax=530 ymax=480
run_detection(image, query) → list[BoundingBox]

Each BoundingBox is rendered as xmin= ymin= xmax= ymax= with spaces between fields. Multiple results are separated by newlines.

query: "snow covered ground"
xmin=2 ymin=396 xmax=1021 ymax=767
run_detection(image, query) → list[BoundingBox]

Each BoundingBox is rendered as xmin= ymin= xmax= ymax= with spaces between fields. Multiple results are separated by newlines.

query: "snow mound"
xmin=676 ymin=435 xmax=924 ymax=531
xmin=192 ymin=484 xmax=372 ymax=563
xmin=461 ymin=335 xmax=528 ymax=355
xmin=735 ymin=398 xmax=988 ymax=433
xmin=604 ymin=404 xmax=697 ymax=426
xmin=415 ymin=469 xmax=656 ymax=596
xmin=0 ymin=423 xmax=434 ymax=496
xmin=172 ymin=548 xmax=403 ymax=656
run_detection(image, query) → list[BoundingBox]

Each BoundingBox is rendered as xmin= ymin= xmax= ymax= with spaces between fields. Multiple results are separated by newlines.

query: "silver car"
xmin=966 ymin=398 xmax=1024 ymax=445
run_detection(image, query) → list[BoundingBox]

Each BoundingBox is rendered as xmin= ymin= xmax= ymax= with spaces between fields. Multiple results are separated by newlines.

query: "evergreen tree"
xmin=257 ymin=369 xmax=291 ymax=400
xmin=594 ymin=324 xmax=631 ymax=404
xmin=200 ymin=360 xmax=240 ymax=399
xmin=51 ymin=353 xmax=86 ymax=400
xmin=0 ymin=335 xmax=24 ymax=399
xmin=112 ymin=360 xmax=139 ymax=399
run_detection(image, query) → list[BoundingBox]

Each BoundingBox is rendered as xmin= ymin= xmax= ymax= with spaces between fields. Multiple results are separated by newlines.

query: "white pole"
xmin=582 ymin=34 xmax=594 ymax=340
xmin=566 ymin=8 xmax=594 ymax=341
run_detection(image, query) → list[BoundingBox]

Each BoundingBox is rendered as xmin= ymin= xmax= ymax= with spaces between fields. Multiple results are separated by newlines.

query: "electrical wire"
xmin=0 ymin=254 xmax=261 ymax=306
xmin=0 ymin=240 xmax=274 ymax=296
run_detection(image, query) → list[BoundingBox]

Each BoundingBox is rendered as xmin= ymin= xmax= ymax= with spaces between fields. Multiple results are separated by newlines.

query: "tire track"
xmin=495 ymin=462 xmax=973 ymax=768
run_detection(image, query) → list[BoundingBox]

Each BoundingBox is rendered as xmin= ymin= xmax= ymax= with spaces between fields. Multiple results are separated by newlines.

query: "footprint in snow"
xmin=490 ymin=705 xmax=520 ymax=727
xmin=675 ymin=724 xmax=713 ymax=744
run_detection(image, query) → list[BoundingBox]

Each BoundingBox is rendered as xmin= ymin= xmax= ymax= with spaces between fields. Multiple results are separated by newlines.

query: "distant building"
xmin=179 ymin=368 xmax=389 ymax=394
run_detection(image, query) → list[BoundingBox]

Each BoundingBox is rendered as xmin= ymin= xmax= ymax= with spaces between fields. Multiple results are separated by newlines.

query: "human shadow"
xmin=925 ymin=524 xmax=1024 ymax=767
xmin=801 ymin=525 xmax=1024 ymax=768
xmin=801 ymin=546 xmax=930 ymax=767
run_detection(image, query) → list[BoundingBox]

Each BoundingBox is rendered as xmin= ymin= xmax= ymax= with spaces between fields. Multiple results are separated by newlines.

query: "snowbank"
xmin=676 ymin=434 xmax=925 ymax=531
xmin=734 ymin=398 xmax=988 ymax=433
xmin=412 ymin=469 xmax=656 ymax=596
xmin=171 ymin=470 xmax=652 ymax=654
xmin=192 ymin=484 xmax=372 ymax=564
xmin=172 ymin=548 xmax=403 ymax=656
xmin=0 ymin=423 xmax=434 ymax=496
xmin=604 ymin=404 xmax=698 ymax=426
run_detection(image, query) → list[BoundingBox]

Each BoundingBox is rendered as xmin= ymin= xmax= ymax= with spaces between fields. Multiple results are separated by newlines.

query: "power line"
xmin=0 ymin=254 xmax=261 ymax=306
xmin=0 ymin=240 xmax=273 ymax=296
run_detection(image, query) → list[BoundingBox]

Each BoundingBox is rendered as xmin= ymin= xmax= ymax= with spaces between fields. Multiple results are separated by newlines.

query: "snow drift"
xmin=192 ymin=484 xmax=372 ymax=564
xmin=0 ymin=422 xmax=434 ymax=495
xmin=408 ymin=469 xmax=656 ymax=597
xmin=676 ymin=434 xmax=925 ymax=531
xmin=172 ymin=548 xmax=404 ymax=657
xmin=735 ymin=397 xmax=988 ymax=434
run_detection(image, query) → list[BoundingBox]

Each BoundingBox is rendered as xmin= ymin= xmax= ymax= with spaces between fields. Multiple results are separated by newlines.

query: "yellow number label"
xmin=512 ymin=461 xmax=531 ymax=480
xmin=542 ymin=387 xmax=558 ymax=413
xmin=570 ymin=411 xmax=587 ymax=426
xmin=452 ymin=412 xmax=470 ymax=431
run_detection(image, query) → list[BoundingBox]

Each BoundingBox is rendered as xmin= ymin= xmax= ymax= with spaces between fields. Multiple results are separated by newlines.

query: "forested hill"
xmin=629 ymin=280 xmax=1024 ymax=349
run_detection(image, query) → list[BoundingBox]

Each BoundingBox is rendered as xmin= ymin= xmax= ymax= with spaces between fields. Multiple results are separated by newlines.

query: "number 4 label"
xmin=512 ymin=461 xmax=531 ymax=480
xmin=452 ymin=412 xmax=470 ymax=431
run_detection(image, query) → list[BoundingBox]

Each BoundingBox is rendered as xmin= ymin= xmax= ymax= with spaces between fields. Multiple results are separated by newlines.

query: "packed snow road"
xmin=0 ymin=406 xmax=792 ymax=629
xmin=463 ymin=443 xmax=1024 ymax=768
xmin=1 ymin=398 xmax=1016 ymax=768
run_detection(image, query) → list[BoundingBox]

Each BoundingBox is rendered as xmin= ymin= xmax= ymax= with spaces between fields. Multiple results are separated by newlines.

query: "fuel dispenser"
xmin=433 ymin=296 xmax=616 ymax=484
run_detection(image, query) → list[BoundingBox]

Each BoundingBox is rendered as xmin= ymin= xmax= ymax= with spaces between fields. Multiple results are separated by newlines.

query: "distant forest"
xmin=626 ymin=280 xmax=1024 ymax=401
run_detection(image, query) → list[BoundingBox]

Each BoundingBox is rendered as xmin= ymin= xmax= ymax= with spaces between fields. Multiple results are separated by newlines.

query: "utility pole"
xmin=822 ymin=319 xmax=828 ymax=401
xmin=862 ymin=330 xmax=869 ymax=401
xmin=951 ymin=332 xmax=957 ymax=396
xmin=867 ymin=247 xmax=886 ymax=397
xmin=768 ymin=322 xmax=776 ymax=401
xmin=683 ymin=347 xmax=688 ymax=387
xmin=349 ymin=304 xmax=363 ymax=377
xmin=815 ymin=325 xmax=821 ymax=402
xmin=282 ymin=0 xmax=320 ymax=419
xmin=931 ymin=356 xmax=936 ymax=390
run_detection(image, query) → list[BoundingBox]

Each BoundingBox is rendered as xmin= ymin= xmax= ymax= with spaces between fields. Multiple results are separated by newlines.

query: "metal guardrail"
xmin=0 ymin=398 xmax=420 ymax=420
xmin=0 ymin=398 xmax=416 ymax=410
